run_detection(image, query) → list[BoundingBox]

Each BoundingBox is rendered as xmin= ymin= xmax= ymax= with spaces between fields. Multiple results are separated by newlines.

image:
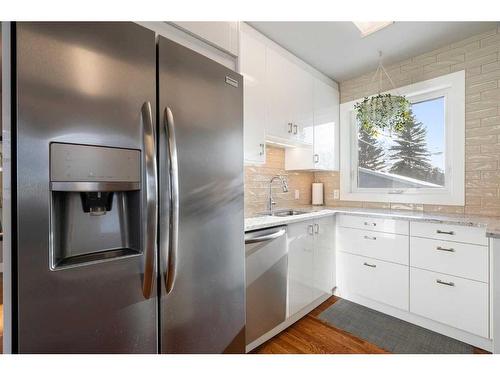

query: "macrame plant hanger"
xmin=369 ymin=51 xmax=401 ymax=137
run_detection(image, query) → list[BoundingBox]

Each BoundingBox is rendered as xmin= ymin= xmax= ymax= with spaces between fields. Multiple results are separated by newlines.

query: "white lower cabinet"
xmin=313 ymin=216 xmax=336 ymax=297
xmin=287 ymin=216 xmax=335 ymax=317
xmin=410 ymin=267 xmax=489 ymax=338
xmin=337 ymin=214 xmax=492 ymax=349
xmin=337 ymin=227 xmax=409 ymax=265
xmin=410 ymin=237 xmax=488 ymax=282
xmin=338 ymin=252 xmax=409 ymax=311
xmin=287 ymin=220 xmax=315 ymax=317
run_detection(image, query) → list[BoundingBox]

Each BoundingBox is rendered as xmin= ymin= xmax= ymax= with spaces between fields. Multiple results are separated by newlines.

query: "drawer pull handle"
xmin=436 ymin=246 xmax=455 ymax=252
xmin=436 ymin=230 xmax=455 ymax=235
xmin=364 ymin=222 xmax=376 ymax=227
xmin=436 ymin=279 xmax=455 ymax=287
xmin=363 ymin=262 xmax=376 ymax=268
xmin=363 ymin=235 xmax=377 ymax=240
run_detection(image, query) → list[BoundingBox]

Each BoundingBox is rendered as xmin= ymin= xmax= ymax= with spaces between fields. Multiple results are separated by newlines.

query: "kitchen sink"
xmin=260 ymin=209 xmax=308 ymax=217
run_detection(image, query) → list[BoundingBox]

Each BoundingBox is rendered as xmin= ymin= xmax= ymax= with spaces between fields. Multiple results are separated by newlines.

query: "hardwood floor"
xmin=0 ymin=290 xmax=487 ymax=354
xmin=252 ymin=296 xmax=490 ymax=354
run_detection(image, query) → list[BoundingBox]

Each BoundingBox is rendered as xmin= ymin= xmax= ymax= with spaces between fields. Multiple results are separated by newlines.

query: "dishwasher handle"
xmin=245 ymin=228 xmax=286 ymax=244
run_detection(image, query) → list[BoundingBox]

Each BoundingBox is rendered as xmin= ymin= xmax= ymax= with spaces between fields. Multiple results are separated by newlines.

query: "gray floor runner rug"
xmin=318 ymin=299 xmax=475 ymax=354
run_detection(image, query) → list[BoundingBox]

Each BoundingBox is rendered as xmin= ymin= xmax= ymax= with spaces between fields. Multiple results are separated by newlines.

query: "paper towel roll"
xmin=312 ymin=183 xmax=324 ymax=206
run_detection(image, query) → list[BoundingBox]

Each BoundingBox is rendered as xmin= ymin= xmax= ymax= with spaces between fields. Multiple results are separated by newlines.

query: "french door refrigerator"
xmin=5 ymin=22 xmax=245 ymax=353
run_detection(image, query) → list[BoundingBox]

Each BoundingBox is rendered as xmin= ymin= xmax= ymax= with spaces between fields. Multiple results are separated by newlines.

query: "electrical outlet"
xmin=295 ymin=190 xmax=300 ymax=200
xmin=333 ymin=189 xmax=340 ymax=200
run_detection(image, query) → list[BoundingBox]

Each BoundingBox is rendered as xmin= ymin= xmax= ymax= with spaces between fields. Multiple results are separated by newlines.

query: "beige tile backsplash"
xmin=244 ymin=146 xmax=314 ymax=217
xmin=245 ymin=26 xmax=500 ymax=217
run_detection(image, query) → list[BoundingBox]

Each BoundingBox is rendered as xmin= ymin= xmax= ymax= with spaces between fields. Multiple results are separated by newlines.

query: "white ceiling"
xmin=248 ymin=21 xmax=498 ymax=82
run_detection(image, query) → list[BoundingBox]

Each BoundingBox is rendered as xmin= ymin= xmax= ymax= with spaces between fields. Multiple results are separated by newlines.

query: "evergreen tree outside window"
xmin=358 ymin=127 xmax=385 ymax=171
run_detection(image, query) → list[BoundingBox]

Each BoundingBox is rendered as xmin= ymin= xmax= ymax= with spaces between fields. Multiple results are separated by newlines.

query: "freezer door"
xmin=158 ymin=37 xmax=245 ymax=353
xmin=14 ymin=22 xmax=157 ymax=353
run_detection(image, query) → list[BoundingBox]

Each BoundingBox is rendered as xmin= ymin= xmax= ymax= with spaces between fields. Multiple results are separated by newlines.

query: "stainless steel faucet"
xmin=268 ymin=175 xmax=289 ymax=213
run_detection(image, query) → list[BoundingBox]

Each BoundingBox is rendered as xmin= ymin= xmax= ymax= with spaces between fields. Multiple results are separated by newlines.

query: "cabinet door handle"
xmin=363 ymin=262 xmax=376 ymax=268
xmin=436 ymin=279 xmax=455 ymax=287
xmin=436 ymin=246 xmax=455 ymax=252
xmin=364 ymin=221 xmax=377 ymax=227
xmin=436 ymin=230 xmax=454 ymax=235
xmin=308 ymin=224 xmax=314 ymax=235
xmin=288 ymin=122 xmax=293 ymax=133
xmin=363 ymin=235 xmax=377 ymax=240
xmin=314 ymin=154 xmax=319 ymax=163
xmin=314 ymin=223 xmax=319 ymax=234
xmin=293 ymin=124 xmax=298 ymax=135
xmin=259 ymin=143 xmax=265 ymax=156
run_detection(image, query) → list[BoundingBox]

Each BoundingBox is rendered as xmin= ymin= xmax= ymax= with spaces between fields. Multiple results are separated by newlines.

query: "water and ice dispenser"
xmin=49 ymin=143 xmax=142 ymax=270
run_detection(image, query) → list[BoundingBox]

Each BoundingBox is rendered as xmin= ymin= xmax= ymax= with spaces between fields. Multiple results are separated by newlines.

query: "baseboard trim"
xmin=245 ymin=293 xmax=331 ymax=353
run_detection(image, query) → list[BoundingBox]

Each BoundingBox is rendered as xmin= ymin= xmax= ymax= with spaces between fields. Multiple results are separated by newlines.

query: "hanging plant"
xmin=354 ymin=93 xmax=411 ymax=136
xmin=353 ymin=51 xmax=412 ymax=136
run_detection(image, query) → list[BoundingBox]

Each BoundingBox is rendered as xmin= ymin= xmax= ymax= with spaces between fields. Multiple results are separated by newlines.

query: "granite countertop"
xmin=245 ymin=206 xmax=500 ymax=238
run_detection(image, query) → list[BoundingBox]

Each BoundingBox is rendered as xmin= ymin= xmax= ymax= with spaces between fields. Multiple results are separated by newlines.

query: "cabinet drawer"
xmin=339 ymin=252 xmax=409 ymax=311
xmin=410 ymin=237 xmax=488 ymax=282
xmin=338 ymin=214 xmax=409 ymax=235
xmin=337 ymin=227 xmax=409 ymax=265
xmin=410 ymin=268 xmax=488 ymax=338
xmin=410 ymin=222 xmax=487 ymax=246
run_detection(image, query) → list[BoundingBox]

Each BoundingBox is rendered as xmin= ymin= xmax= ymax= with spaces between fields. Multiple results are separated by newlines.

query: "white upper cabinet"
xmin=285 ymin=78 xmax=339 ymax=171
xmin=312 ymin=78 xmax=339 ymax=170
xmin=238 ymin=23 xmax=338 ymax=166
xmin=266 ymin=48 xmax=296 ymax=140
xmin=266 ymin=48 xmax=314 ymax=144
xmin=172 ymin=22 xmax=239 ymax=56
xmin=239 ymin=25 xmax=267 ymax=164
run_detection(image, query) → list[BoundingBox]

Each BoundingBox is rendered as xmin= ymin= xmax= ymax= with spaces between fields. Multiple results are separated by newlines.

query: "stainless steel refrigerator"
xmin=4 ymin=22 xmax=245 ymax=353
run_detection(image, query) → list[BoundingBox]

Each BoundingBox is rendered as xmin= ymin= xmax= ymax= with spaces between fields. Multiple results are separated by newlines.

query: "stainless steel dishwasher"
xmin=245 ymin=226 xmax=288 ymax=346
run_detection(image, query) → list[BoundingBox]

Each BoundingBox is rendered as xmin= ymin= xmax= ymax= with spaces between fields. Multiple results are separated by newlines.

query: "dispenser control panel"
xmin=50 ymin=143 xmax=141 ymax=182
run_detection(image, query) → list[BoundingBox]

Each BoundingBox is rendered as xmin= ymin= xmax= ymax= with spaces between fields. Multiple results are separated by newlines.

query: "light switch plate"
xmin=333 ymin=189 xmax=340 ymax=200
xmin=295 ymin=190 xmax=300 ymax=199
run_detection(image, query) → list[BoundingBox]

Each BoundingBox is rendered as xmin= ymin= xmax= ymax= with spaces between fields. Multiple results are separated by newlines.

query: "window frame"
xmin=340 ymin=70 xmax=465 ymax=205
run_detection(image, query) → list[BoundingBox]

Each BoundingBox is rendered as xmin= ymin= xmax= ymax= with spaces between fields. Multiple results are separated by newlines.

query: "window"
xmin=340 ymin=70 xmax=465 ymax=205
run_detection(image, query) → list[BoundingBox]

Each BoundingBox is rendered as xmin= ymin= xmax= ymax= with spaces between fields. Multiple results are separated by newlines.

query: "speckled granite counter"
xmin=245 ymin=206 xmax=500 ymax=238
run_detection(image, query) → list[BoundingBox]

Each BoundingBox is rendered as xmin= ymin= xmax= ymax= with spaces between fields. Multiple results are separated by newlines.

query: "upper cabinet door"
xmin=312 ymin=78 xmax=339 ymax=171
xmin=266 ymin=48 xmax=314 ymax=143
xmin=291 ymin=64 xmax=314 ymax=145
xmin=266 ymin=48 xmax=295 ymax=140
xmin=239 ymin=26 xmax=266 ymax=164
xmin=172 ymin=22 xmax=239 ymax=56
xmin=284 ymin=78 xmax=339 ymax=171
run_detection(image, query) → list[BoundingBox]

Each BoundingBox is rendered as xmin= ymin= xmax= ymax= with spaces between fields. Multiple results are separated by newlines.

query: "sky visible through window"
xmin=412 ymin=97 xmax=445 ymax=170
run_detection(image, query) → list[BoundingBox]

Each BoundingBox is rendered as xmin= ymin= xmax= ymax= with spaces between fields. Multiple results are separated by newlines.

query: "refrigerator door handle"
xmin=142 ymin=101 xmax=158 ymax=299
xmin=165 ymin=107 xmax=180 ymax=294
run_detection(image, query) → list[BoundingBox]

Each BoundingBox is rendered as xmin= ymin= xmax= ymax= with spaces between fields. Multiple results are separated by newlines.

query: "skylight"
xmin=353 ymin=21 xmax=394 ymax=37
